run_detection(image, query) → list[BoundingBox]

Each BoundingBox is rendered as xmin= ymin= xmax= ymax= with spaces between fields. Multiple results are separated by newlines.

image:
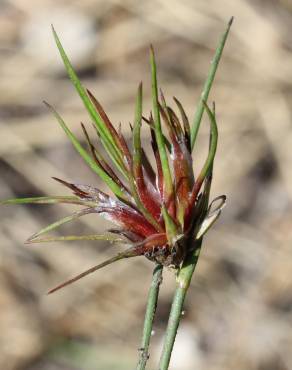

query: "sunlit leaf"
xmin=0 ymin=196 xmax=91 ymax=206
xmin=27 ymin=234 xmax=127 ymax=244
xmin=52 ymin=26 xmax=127 ymax=177
xmin=150 ymin=46 xmax=174 ymax=202
xmin=48 ymin=233 xmax=168 ymax=294
xmin=87 ymin=90 xmax=130 ymax=175
xmin=45 ymin=102 xmax=130 ymax=202
xmin=27 ymin=207 xmax=95 ymax=242
xmin=191 ymin=17 xmax=233 ymax=149
xmin=188 ymin=101 xmax=218 ymax=206
xmin=81 ymin=123 xmax=131 ymax=197
xmin=48 ymin=246 xmax=139 ymax=294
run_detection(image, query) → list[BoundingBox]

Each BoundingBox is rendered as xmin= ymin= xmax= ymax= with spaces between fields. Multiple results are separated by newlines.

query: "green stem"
xmin=158 ymin=239 xmax=202 ymax=370
xmin=136 ymin=264 xmax=163 ymax=370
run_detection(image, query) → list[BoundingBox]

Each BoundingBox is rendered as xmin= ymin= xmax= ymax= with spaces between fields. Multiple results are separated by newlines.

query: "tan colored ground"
xmin=1 ymin=1 xmax=292 ymax=369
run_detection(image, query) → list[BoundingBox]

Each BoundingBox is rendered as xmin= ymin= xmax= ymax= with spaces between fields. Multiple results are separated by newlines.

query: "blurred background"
xmin=1 ymin=0 xmax=292 ymax=369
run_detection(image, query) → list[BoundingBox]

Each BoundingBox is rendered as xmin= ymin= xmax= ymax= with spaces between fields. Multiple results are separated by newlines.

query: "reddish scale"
xmin=133 ymin=161 xmax=161 ymax=221
xmin=96 ymin=206 xmax=157 ymax=238
xmin=87 ymin=90 xmax=132 ymax=168
xmin=159 ymin=104 xmax=192 ymax=223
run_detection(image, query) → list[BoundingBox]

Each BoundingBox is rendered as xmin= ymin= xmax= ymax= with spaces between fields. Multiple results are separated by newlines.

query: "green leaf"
xmin=133 ymin=82 xmax=143 ymax=175
xmin=87 ymin=90 xmax=131 ymax=172
xmin=191 ymin=17 xmax=233 ymax=149
xmin=150 ymin=46 xmax=173 ymax=200
xmin=48 ymin=246 xmax=140 ymax=294
xmin=45 ymin=102 xmax=129 ymax=202
xmin=51 ymin=26 xmax=127 ymax=176
xmin=81 ymin=123 xmax=131 ymax=196
xmin=0 ymin=196 xmax=93 ymax=206
xmin=196 ymin=101 xmax=218 ymax=183
xmin=161 ymin=205 xmax=178 ymax=244
xmin=27 ymin=208 xmax=94 ymax=242
xmin=187 ymin=101 xmax=218 ymax=212
xmin=27 ymin=234 xmax=127 ymax=244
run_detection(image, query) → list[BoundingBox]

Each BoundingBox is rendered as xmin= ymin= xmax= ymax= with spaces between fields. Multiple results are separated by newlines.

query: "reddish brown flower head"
xmin=1 ymin=29 xmax=226 ymax=294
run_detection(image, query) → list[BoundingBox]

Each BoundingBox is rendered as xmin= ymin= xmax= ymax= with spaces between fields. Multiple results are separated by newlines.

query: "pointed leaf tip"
xmin=25 ymin=234 xmax=126 ymax=244
xmin=1 ymin=196 xmax=85 ymax=206
xmin=47 ymin=248 xmax=137 ymax=294
xmin=51 ymin=27 xmax=128 ymax=178
xmin=45 ymin=102 xmax=128 ymax=200
xmin=150 ymin=42 xmax=174 ymax=205
xmin=43 ymin=100 xmax=51 ymax=109
xmin=190 ymin=17 xmax=233 ymax=149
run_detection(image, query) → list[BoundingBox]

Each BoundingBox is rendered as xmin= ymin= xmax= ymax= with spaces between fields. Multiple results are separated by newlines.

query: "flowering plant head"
xmin=1 ymin=27 xmax=227 ymax=294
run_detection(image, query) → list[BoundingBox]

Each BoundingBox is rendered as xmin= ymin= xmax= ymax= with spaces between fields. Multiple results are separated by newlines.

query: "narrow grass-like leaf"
xmin=45 ymin=102 xmax=129 ymax=202
xmin=51 ymin=178 xmax=152 ymax=235
xmin=143 ymin=114 xmax=172 ymax=152
xmin=132 ymin=83 xmax=161 ymax=220
xmin=186 ymin=101 xmax=218 ymax=225
xmin=200 ymin=102 xmax=216 ymax=206
xmin=195 ymin=101 xmax=218 ymax=185
xmin=48 ymin=246 xmax=140 ymax=294
xmin=52 ymin=26 xmax=127 ymax=176
xmin=52 ymin=177 xmax=115 ymax=206
xmin=27 ymin=207 xmax=95 ymax=243
xmin=190 ymin=17 xmax=233 ymax=149
xmin=132 ymin=83 xmax=143 ymax=166
xmin=51 ymin=26 xmax=113 ymax=145
xmin=150 ymin=46 xmax=173 ymax=200
xmin=87 ymin=90 xmax=132 ymax=169
xmin=27 ymin=234 xmax=126 ymax=244
xmin=0 ymin=196 xmax=93 ymax=206
xmin=187 ymin=104 xmax=216 ymax=233
xmin=81 ymin=123 xmax=131 ymax=196
xmin=117 ymin=122 xmax=132 ymax=167
xmin=48 ymin=235 xmax=168 ymax=294
xmin=185 ymin=177 xmax=211 ymax=235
